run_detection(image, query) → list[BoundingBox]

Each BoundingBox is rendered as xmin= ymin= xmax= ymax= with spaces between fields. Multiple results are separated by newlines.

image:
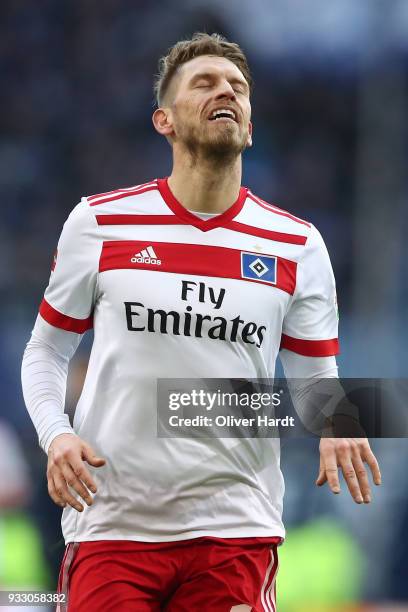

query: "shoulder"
xmin=60 ymin=179 xmax=161 ymax=238
xmin=240 ymin=188 xmax=312 ymax=246
xmin=84 ymin=179 xmax=159 ymax=207
xmin=246 ymin=189 xmax=312 ymax=229
xmin=62 ymin=198 xmax=94 ymax=234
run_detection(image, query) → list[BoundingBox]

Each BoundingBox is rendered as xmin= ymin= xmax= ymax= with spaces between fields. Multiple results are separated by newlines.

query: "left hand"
xmin=316 ymin=438 xmax=381 ymax=503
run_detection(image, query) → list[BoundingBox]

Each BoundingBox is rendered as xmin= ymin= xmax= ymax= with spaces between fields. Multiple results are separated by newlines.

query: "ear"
xmin=152 ymin=108 xmax=174 ymax=137
xmin=246 ymin=121 xmax=253 ymax=148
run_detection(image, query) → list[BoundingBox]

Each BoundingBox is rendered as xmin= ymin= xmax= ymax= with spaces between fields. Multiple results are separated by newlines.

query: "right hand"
xmin=47 ymin=433 xmax=106 ymax=512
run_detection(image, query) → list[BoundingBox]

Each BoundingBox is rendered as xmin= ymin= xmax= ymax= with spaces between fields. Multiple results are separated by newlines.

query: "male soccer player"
xmin=22 ymin=33 xmax=381 ymax=611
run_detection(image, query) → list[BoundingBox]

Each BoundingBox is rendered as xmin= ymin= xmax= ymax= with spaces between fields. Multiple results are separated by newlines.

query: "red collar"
xmin=157 ymin=177 xmax=248 ymax=232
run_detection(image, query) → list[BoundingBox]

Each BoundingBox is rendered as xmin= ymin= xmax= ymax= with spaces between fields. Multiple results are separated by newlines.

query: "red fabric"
xmin=224 ymin=221 xmax=307 ymax=245
xmin=247 ymin=192 xmax=311 ymax=228
xmin=89 ymin=184 xmax=158 ymax=206
xmin=280 ymin=333 xmax=340 ymax=356
xmin=96 ymin=214 xmax=184 ymax=226
xmin=99 ymin=240 xmax=297 ymax=294
xmin=157 ymin=177 xmax=248 ymax=232
xmin=88 ymin=180 xmax=157 ymax=203
xmin=59 ymin=537 xmax=281 ymax=612
xmin=39 ymin=299 xmax=93 ymax=333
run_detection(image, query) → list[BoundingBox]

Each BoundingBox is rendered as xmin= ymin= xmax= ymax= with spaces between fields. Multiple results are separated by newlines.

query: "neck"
xmin=167 ymin=149 xmax=242 ymax=214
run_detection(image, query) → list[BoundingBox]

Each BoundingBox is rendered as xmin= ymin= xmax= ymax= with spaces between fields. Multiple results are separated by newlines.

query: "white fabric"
xmin=282 ymin=225 xmax=338 ymax=341
xmin=22 ymin=180 xmax=339 ymax=544
xmin=280 ymin=350 xmax=338 ymax=378
xmin=42 ymin=200 xmax=100 ymax=320
xmin=21 ymin=315 xmax=81 ymax=452
xmin=280 ymin=349 xmax=340 ymax=429
xmin=188 ymin=210 xmax=217 ymax=218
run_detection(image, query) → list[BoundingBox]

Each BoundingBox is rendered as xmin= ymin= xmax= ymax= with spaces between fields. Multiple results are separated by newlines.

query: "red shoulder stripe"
xmin=89 ymin=185 xmax=158 ymax=207
xmin=39 ymin=299 xmax=93 ymax=333
xmin=226 ymin=220 xmax=307 ymax=245
xmin=248 ymin=192 xmax=311 ymax=228
xmin=88 ymin=180 xmax=157 ymax=202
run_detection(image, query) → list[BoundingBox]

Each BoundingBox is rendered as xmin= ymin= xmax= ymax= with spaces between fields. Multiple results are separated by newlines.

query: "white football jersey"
xmin=39 ymin=178 xmax=339 ymax=543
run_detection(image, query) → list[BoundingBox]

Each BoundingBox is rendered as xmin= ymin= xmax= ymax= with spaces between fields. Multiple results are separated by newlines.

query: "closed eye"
xmin=192 ymin=77 xmax=212 ymax=88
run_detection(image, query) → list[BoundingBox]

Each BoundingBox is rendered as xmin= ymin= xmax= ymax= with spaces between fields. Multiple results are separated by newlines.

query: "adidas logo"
xmin=131 ymin=246 xmax=161 ymax=265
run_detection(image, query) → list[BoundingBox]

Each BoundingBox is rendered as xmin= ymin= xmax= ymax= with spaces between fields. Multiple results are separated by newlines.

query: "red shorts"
xmin=57 ymin=537 xmax=281 ymax=612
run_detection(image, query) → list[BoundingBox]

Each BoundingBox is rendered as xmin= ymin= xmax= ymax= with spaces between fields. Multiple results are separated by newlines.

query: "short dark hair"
xmin=154 ymin=32 xmax=253 ymax=106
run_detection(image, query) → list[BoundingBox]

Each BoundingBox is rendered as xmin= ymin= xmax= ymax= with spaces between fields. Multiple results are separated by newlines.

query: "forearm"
xmin=280 ymin=350 xmax=339 ymax=433
xmin=21 ymin=315 xmax=82 ymax=453
xmin=280 ymin=350 xmax=361 ymax=436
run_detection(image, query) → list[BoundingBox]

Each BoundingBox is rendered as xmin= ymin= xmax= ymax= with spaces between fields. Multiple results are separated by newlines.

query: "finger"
xmin=82 ymin=445 xmax=106 ymax=468
xmin=70 ymin=459 xmax=98 ymax=494
xmin=325 ymin=467 xmax=341 ymax=493
xmin=351 ymin=452 xmax=371 ymax=503
xmin=339 ymin=459 xmax=363 ymax=503
xmin=315 ymin=458 xmax=327 ymax=486
xmin=47 ymin=478 xmax=66 ymax=508
xmin=60 ymin=463 xmax=93 ymax=506
xmin=362 ymin=447 xmax=382 ymax=486
xmin=316 ymin=469 xmax=327 ymax=486
xmin=52 ymin=473 xmax=84 ymax=512
xmin=320 ymin=448 xmax=341 ymax=493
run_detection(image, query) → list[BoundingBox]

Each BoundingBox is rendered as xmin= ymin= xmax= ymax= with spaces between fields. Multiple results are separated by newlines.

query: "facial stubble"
xmin=175 ymin=115 xmax=249 ymax=167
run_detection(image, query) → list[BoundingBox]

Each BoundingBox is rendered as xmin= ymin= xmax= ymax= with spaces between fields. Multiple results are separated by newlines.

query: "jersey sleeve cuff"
xmin=42 ymin=426 xmax=77 ymax=455
xmin=39 ymin=299 xmax=93 ymax=334
xmin=280 ymin=333 xmax=339 ymax=357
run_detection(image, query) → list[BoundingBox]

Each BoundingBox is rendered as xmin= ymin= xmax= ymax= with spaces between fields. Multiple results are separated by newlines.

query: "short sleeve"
xmin=39 ymin=198 xmax=100 ymax=333
xmin=281 ymin=224 xmax=339 ymax=357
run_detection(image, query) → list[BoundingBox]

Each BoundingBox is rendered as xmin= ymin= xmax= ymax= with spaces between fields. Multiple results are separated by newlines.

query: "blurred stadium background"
xmin=1 ymin=1 xmax=408 ymax=610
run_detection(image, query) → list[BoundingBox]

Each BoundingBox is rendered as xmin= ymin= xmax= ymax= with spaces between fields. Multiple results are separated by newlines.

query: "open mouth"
xmin=208 ymin=108 xmax=237 ymax=122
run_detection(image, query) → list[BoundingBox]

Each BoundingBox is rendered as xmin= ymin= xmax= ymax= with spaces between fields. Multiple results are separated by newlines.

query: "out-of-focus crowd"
xmin=1 ymin=1 xmax=407 ymax=609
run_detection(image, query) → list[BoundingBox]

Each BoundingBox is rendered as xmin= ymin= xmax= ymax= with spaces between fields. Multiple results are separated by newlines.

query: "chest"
xmin=95 ymin=227 xmax=297 ymax=347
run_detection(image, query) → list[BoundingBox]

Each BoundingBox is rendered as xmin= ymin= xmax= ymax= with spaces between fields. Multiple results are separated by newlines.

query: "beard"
xmin=175 ymin=117 xmax=249 ymax=166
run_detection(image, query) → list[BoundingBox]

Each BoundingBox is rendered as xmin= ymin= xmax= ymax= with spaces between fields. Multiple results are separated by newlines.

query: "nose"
xmin=214 ymin=80 xmax=236 ymax=101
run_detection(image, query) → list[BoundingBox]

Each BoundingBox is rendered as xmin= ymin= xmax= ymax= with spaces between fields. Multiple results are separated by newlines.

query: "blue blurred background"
xmin=1 ymin=1 xmax=407 ymax=610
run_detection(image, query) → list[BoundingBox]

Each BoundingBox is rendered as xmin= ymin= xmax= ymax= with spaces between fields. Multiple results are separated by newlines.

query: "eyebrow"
xmin=189 ymin=71 xmax=249 ymax=92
